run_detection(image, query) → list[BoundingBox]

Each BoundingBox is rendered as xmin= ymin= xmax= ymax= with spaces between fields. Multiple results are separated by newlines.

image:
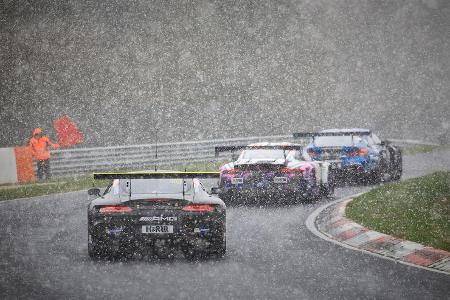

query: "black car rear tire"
xmin=391 ymin=167 xmax=402 ymax=181
xmin=219 ymin=192 xmax=234 ymax=206
xmin=88 ymin=232 xmax=118 ymax=260
xmin=213 ymin=234 xmax=227 ymax=258
xmin=88 ymin=234 xmax=106 ymax=260
xmin=388 ymin=165 xmax=401 ymax=181
xmin=390 ymin=154 xmax=402 ymax=181
xmin=386 ymin=147 xmax=402 ymax=181
xmin=369 ymin=153 xmax=389 ymax=184
xmin=368 ymin=169 xmax=383 ymax=184
xmin=321 ymin=169 xmax=335 ymax=197
xmin=182 ymin=246 xmax=197 ymax=260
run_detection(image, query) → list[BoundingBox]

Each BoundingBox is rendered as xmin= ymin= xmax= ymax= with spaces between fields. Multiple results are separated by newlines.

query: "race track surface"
xmin=1 ymin=150 xmax=450 ymax=299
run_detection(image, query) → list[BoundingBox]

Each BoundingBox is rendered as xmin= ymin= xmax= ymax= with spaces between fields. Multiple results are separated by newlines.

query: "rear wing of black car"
xmin=293 ymin=131 xmax=371 ymax=139
xmin=93 ymin=171 xmax=220 ymax=180
xmin=92 ymin=171 xmax=221 ymax=200
xmin=214 ymin=145 xmax=303 ymax=157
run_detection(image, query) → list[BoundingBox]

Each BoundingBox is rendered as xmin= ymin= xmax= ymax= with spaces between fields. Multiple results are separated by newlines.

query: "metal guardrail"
xmin=47 ymin=135 xmax=294 ymax=177
xmin=43 ymin=135 xmax=436 ymax=177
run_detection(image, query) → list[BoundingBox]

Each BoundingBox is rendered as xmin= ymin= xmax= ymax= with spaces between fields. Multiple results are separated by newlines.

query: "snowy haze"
xmin=1 ymin=0 xmax=449 ymax=147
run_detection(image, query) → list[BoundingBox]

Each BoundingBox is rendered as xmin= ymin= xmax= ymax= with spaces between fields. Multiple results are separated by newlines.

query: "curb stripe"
xmin=403 ymin=248 xmax=450 ymax=267
xmin=305 ymin=194 xmax=450 ymax=276
xmin=429 ymin=258 xmax=450 ymax=272
xmin=330 ymin=218 xmax=352 ymax=227
xmin=387 ymin=240 xmax=424 ymax=257
xmin=361 ymin=236 xmax=400 ymax=254
xmin=345 ymin=231 xmax=388 ymax=248
xmin=335 ymin=228 xmax=364 ymax=241
xmin=328 ymin=223 xmax=358 ymax=236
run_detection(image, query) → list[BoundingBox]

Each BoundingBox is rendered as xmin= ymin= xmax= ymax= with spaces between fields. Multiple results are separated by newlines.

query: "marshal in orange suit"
xmin=29 ymin=128 xmax=60 ymax=180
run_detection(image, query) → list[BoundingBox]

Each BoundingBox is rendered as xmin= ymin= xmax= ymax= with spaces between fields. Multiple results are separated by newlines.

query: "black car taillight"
xmin=182 ymin=204 xmax=215 ymax=212
xmin=99 ymin=206 xmax=132 ymax=213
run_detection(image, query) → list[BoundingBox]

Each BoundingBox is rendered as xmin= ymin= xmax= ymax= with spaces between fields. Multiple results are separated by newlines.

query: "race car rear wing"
xmin=214 ymin=145 xmax=303 ymax=157
xmin=293 ymin=131 xmax=372 ymax=146
xmin=93 ymin=171 xmax=220 ymax=180
xmin=92 ymin=171 xmax=221 ymax=200
xmin=293 ymin=131 xmax=371 ymax=139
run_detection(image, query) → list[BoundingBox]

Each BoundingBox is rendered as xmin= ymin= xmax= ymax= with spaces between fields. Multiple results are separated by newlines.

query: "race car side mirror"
xmin=210 ymin=187 xmax=221 ymax=195
xmin=380 ymin=141 xmax=386 ymax=146
xmin=88 ymin=188 xmax=101 ymax=196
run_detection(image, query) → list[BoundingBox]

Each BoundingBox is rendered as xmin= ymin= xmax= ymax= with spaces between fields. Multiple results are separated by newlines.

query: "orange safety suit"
xmin=29 ymin=128 xmax=60 ymax=160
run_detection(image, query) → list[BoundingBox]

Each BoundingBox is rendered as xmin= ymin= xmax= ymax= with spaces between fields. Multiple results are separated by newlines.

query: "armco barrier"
xmin=1 ymin=135 xmax=438 ymax=183
xmin=48 ymin=135 xmax=296 ymax=177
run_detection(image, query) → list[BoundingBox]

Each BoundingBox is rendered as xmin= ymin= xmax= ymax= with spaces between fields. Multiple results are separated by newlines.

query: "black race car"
xmin=87 ymin=171 xmax=225 ymax=260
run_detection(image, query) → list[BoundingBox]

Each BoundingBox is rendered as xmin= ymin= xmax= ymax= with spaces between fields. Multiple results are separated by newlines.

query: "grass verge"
xmin=0 ymin=161 xmax=226 ymax=201
xmin=0 ymin=175 xmax=109 ymax=201
xmin=346 ymin=171 xmax=450 ymax=251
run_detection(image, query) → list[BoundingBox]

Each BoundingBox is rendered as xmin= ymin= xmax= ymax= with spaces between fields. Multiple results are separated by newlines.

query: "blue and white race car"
xmin=293 ymin=129 xmax=402 ymax=183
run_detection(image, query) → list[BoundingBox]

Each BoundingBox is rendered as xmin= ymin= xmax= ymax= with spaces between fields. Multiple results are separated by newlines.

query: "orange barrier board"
xmin=14 ymin=146 xmax=35 ymax=183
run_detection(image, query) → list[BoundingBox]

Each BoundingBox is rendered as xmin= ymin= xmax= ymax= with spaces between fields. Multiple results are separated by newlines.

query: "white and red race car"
xmin=214 ymin=142 xmax=335 ymax=205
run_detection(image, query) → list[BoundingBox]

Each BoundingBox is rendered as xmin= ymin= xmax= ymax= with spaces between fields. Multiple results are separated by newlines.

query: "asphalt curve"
xmin=1 ymin=150 xmax=450 ymax=299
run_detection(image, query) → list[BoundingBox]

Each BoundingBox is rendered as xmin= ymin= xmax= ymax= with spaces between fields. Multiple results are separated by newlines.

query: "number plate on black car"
xmin=142 ymin=225 xmax=174 ymax=234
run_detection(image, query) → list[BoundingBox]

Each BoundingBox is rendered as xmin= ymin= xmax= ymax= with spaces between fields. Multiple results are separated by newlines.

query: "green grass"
xmin=346 ymin=171 xmax=450 ymax=251
xmin=162 ymin=161 xmax=225 ymax=172
xmin=402 ymin=144 xmax=449 ymax=155
xmin=0 ymin=174 xmax=106 ymax=201
xmin=0 ymin=161 xmax=227 ymax=201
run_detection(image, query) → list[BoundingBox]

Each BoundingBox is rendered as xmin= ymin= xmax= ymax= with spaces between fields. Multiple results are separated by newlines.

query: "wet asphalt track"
xmin=1 ymin=150 xmax=450 ymax=300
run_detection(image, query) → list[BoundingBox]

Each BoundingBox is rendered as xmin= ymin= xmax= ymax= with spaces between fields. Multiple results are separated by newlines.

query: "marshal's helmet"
xmin=32 ymin=128 xmax=43 ymax=136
